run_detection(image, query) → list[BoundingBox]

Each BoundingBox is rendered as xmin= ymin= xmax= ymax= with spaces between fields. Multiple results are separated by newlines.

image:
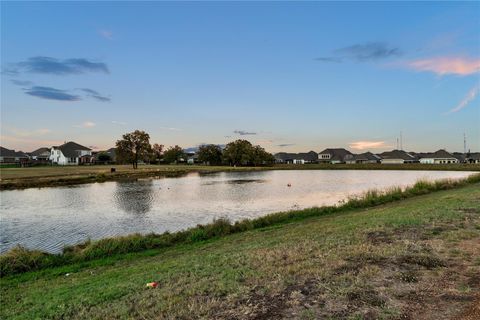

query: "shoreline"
xmin=1 ymin=177 xmax=479 ymax=319
xmin=2 ymin=173 xmax=479 ymax=276
xmin=1 ymin=163 xmax=479 ymax=190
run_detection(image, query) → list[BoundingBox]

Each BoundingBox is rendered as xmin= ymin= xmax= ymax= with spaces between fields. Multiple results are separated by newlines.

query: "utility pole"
xmin=400 ymin=131 xmax=403 ymax=150
xmin=464 ymin=133 xmax=467 ymax=154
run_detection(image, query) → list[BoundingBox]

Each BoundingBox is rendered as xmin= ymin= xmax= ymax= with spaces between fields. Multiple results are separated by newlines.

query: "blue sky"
xmin=1 ymin=1 xmax=479 ymax=153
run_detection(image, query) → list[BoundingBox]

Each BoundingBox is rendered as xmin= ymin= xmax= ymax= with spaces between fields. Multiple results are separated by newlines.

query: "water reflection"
xmin=114 ymin=180 xmax=154 ymax=214
xmin=0 ymin=170 xmax=475 ymax=253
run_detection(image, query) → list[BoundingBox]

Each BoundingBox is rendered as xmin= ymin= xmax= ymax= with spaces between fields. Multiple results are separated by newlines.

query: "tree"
xmin=197 ymin=144 xmax=223 ymax=165
xmin=116 ymin=130 xmax=152 ymax=169
xmin=163 ymin=145 xmax=185 ymax=164
xmin=151 ymin=143 xmax=164 ymax=163
xmin=97 ymin=152 xmax=112 ymax=163
xmin=222 ymin=139 xmax=254 ymax=166
xmin=251 ymin=145 xmax=275 ymax=166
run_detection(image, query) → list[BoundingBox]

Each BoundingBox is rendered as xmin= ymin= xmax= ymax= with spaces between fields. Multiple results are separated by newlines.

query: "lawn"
xmin=1 ymin=184 xmax=479 ymax=319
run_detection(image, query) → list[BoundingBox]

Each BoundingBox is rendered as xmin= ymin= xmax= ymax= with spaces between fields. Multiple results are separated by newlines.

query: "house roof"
xmin=378 ymin=150 xmax=416 ymax=161
xmin=30 ymin=147 xmax=50 ymax=156
xmin=318 ymin=148 xmax=353 ymax=162
xmin=297 ymin=151 xmax=318 ymax=161
xmin=0 ymin=146 xmax=29 ymax=158
xmin=352 ymin=152 xmax=381 ymax=161
xmin=274 ymin=151 xmax=318 ymax=162
xmin=55 ymin=141 xmax=91 ymax=158
xmin=468 ymin=152 xmax=480 ymax=160
xmin=417 ymin=149 xmax=456 ymax=159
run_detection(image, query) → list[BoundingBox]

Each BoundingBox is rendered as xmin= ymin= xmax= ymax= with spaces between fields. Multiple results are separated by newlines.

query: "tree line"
xmin=114 ymin=130 xmax=275 ymax=169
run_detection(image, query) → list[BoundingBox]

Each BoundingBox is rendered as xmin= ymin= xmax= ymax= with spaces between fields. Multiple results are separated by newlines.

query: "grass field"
xmin=1 ymin=182 xmax=479 ymax=319
xmin=1 ymin=163 xmax=479 ymax=190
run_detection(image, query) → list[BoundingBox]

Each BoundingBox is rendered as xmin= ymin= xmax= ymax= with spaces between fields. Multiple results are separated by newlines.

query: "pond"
xmin=0 ymin=170 xmax=475 ymax=253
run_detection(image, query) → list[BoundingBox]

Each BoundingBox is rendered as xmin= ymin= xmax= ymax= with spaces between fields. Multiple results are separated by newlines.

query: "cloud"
xmin=277 ymin=143 xmax=296 ymax=147
xmin=316 ymin=42 xmax=402 ymax=63
xmin=0 ymin=135 xmax=63 ymax=151
xmin=5 ymin=127 xmax=52 ymax=137
xmin=74 ymin=121 xmax=96 ymax=128
xmin=111 ymin=120 xmax=127 ymax=126
xmin=7 ymin=56 xmax=109 ymax=75
xmin=99 ymin=29 xmax=113 ymax=40
xmin=10 ymin=79 xmax=33 ymax=86
xmin=234 ymin=130 xmax=257 ymax=135
xmin=406 ymin=56 xmax=480 ymax=76
xmin=80 ymin=88 xmax=111 ymax=102
xmin=25 ymin=86 xmax=81 ymax=101
xmin=447 ymin=84 xmax=480 ymax=114
xmin=349 ymin=141 xmax=391 ymax=150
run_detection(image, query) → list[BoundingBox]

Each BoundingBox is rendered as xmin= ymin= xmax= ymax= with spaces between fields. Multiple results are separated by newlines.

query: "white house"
xmin=418 ymin=150 xmax=458 ymax=164
xmin=50 ymin=141 xmax=92 ymax=165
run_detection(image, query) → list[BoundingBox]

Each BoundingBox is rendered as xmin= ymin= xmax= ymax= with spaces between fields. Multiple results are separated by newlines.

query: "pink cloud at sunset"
xmin=407 ymin=56 xmax=480 ymax=76
xmin=348 ymin=141 xmax=392 ymax=150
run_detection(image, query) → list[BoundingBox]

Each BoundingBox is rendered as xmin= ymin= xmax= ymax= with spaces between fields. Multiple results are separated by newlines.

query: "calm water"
xmin=0 ymin=170 xmax=475 ymax=253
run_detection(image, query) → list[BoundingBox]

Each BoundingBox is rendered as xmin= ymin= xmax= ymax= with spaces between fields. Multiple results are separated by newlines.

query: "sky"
xmin=1 ymin=1 xmax=479 ymax=153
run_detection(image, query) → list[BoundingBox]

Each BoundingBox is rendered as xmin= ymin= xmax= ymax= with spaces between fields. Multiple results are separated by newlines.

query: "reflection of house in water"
xmin=114 ymin=180 xmax=155 ymax=214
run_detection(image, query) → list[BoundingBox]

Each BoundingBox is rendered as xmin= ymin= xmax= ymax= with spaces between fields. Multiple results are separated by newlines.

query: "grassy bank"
xmin=2 ymin=174 xmax=479 ymax=277
xmin=1 ymin=178 xmax=479 ymax=319
xmin=1 ymin=163 xmax=478 ymax=190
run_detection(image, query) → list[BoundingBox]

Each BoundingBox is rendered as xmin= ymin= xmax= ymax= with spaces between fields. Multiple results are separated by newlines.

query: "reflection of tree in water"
xmin=114 ymin=180 xmax=154 ymax=214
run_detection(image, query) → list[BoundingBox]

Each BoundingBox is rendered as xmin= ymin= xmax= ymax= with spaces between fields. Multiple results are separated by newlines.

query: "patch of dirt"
xmin=215 ymin=278 xmax=322 ymax=320
xmin=366 ymin=230 xmax=393 ymax=244
xmin=453 ymin=296 xmax=480 ymax=320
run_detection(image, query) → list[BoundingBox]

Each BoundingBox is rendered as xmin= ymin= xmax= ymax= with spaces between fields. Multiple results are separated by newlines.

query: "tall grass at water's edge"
xmin=1 ymin=174 xmax=479 ymax=277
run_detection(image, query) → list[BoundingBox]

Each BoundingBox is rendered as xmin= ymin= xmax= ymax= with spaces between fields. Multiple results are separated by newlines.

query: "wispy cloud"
xmin=5 ymin=56 xmax=109 ymax=75
xmin=74 ymin=121 xmax=96 ymax=128
xmin=316 ymin=42 xmax=402 ymax=63
xmin=10 ymin=79 xmax=33 ymax=86
xmin=111 ymin=120 xmax=127 ymax=126
xmin=447 ymin=84 xmax=480 ymax=114
xmin=349 ymin=141 xmax=391 ymax=150
xmin=25 ymin=86 xmax=81 ymax=101
xmin=277 ymin=143 xmax=296 ymax=147
xmin=98 ymin=29 xmax=113 ymax=40
xmin=0 ymin=135 xmax=63 ymax=151
xmin=80 ymin=88 xmax=111 ymax=102
xmin=5 ymin=127 xmax=52 ymax=137
xmin=406 ymin=56 xmax=480 ymax=76
xmin=234 ymin=130 xmax=257 ymax=136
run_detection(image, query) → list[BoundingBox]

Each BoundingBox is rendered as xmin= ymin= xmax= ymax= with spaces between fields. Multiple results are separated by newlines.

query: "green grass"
xmin=2 ymin=174 xmax=479 ymax=277
xmin=1 ymin=181 xmax=479 ymax=319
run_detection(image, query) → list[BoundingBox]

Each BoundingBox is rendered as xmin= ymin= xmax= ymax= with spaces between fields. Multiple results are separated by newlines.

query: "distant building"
xmin=346 ymin=152 xmax=382 ymax=164
xmin=29 ymin=147 xmax=51 ymax=161
xmin=0 ymin=146 xmax=29 ymax=164
xmin=94 ymin=147 xmax=117 ymax=163
xmin=274 ymin=151 xmax=318 ymax=164
xmin=417 ymin=150 xmax=458 ymax=164
xmin=50 ymin=141 xmax=93 ymax=165
xmin=465 ymin=152 xmax=480 ymax=164
xmin=318 ymin=148 xmax=353 ymax=164
xmin=378 ymin=150 xmax=417 ymax=164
